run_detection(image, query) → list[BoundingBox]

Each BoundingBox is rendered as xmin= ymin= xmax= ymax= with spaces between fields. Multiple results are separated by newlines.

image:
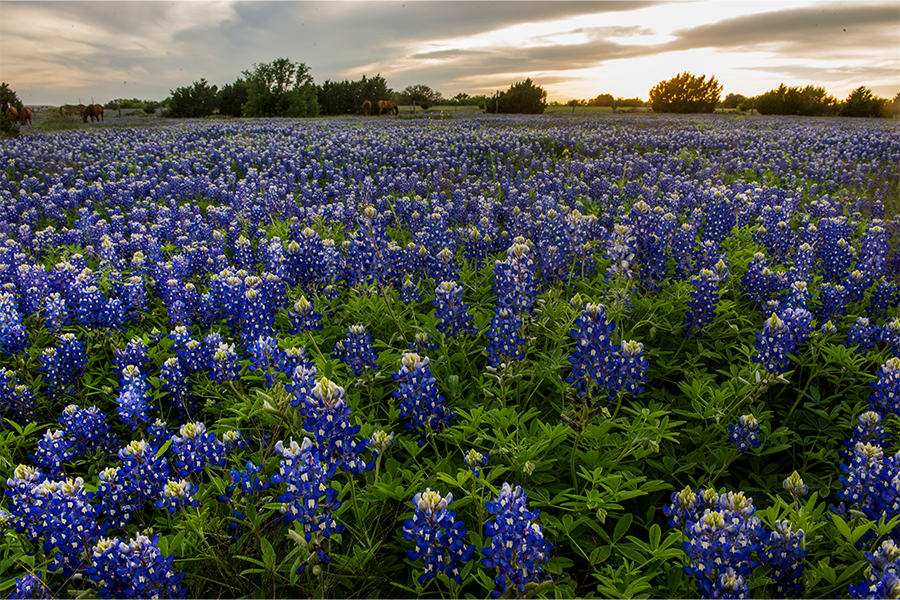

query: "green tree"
xmin=840 ymin=86 xmax=893 ymax=118
xmin=723 ymin=93 xmax=746 ymax=109
xmin=242 ymin=57 xmax=319 ymax=118
xmin=649 ymin=72 xmax=721 ymax=113
xmin=1 ymin=82 xmax=22 ymax=138
xmin=486 ymin=78 xmax=547 ymax=114
xmin=165 ymin=79 xmax=218 ymax=118
xmin=588 ymin=93 xmax=615 ymax=107
xmin=217 ymin=79 xmax=248 ymax=117
xmin=755 ymin=84 xmax=837 ymax=116
xmin=400 ymin=84 xmax=443 ymax=110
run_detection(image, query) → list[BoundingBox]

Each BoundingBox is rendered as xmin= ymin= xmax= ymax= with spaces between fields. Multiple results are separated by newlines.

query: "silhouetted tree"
xmin=400 ymin=84 xmax=443 ymax=110
xmin=588 ymin=93 xmax=615 ymax=107
xmin=649 ymin=72 xmax=721 ymax=113
xmin=485 ymin=78 xmax=547 ymax=114
xmin=165 ymin=79 xmax=218 ymax=118
xmin=755 ymin=84 xmax=837 ymax=116
xmin=217 ymin=79 xmax=248 ymax=117
xmin=242 ymin=58 xmax=319 ymax=118
xmin=0 ymin=82 xmax=21 ymax=138
xmin=317 ymin=74 xmax=392 ymax=115
xmin=723 ymin=93 xmax=747 ymax=109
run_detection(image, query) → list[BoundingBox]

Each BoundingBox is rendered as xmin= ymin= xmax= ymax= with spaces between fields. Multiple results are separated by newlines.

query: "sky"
xmin=0 ymin=0 xmax=897 ymax=106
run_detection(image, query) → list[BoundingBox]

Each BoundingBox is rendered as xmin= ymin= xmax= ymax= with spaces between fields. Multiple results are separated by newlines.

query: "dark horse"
xmin=18 ymin=107 xmax=32 ymax=125
xmin=377 ymin=100 xmax=399 ymax=116
xmin=362 ymin=100 xmax=372 ymax=116
xmin=83 ymin=104 xmax=104 ymax=123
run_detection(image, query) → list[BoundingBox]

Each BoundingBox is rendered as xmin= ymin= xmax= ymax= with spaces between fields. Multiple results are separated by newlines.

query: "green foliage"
xmin=216 ymin=79 xmax=248 ymax=117
xmin=0 ymin=82 xmax=21 ymax=138
xmin=317 ymin=75 xmax=392 ymax=116
xmin=165 ymin=79 xmax=218 ymax=118
xmin=723 ymin=93 xmax=747 ymax=110
xmin=399 ymin=84 xmax=443 ymax=110
xmin=649 ymin=72 xmax=721 ymax=113
xmin=485 ymin=78 xmax=548 ymax=114
xmin=242 ymin=57 xmax=319 ymax=118
xmin=754 ymin=83 xmax=838 ymax=116
xmin=841 ymin=86 xmax=893 ymax=118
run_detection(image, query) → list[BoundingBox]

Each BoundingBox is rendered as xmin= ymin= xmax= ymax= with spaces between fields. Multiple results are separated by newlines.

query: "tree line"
xmin=161 ymin=57 xmax=550 ymax=118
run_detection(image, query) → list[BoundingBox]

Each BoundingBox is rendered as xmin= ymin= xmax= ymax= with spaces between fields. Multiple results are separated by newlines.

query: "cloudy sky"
xmin=0 ymin=1 xmax=897 ymax=106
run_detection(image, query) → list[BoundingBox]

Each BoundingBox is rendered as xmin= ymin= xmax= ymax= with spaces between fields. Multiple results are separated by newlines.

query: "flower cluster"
xmin=403 ymin=489 xmax=475 ymax=585
xmin=393 ymin=353 xmax=453 ymax=446
xmin=296 ymin=377 xmax=370 ymax=475
xmin=565 ymin=303 xmax=649 ymax=404
xmin=481 ymin=482 xmax=553 ymax=598
xmin=752 ymin=308 xmax=812 ymax=374
xmin=433 ymin=280 xmax=475 ymax=338
xmin=332 ymin=324 xmax=380 ymax=376
xmin=728 ymin=414 xmax=762 ymax=453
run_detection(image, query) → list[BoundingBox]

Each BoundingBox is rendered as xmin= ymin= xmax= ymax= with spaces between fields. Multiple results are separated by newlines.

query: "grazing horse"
xmin=83 ymin=103 xmax=104 ymax=123
xmin=362 ymin=100 xmax=372 ymax=116
xmin=377 ymin=100 xmax=399 ymax=116
xmin=18 ymin=107 xmax=32 ymax=125
xmin=4 ymin=103 xmax=18 ymax=122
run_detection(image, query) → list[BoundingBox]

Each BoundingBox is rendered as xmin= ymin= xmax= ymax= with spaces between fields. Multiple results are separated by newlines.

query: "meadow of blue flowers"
xmin=0 ymin=113 xmax=899 ymax=598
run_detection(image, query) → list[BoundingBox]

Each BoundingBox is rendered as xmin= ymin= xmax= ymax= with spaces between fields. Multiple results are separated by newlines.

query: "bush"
xmin=165 ymin=79 xmax=218 ymax=118
xmin=649 ymin=72 xmax=721 ymax=113
xmin=755 ymin=84 xmax=837 ymax=116
xmin=485 ymin=78 xmax=547 ymax=114
xmin=242 ymin=58 xmax=319 ymax=118
xmin=0 ymin=82 xmax=21 ymax=138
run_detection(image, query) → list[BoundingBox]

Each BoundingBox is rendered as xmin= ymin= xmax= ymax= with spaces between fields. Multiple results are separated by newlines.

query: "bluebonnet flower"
xmin=846 ymin=317 xmax=877 ymax=354
xmin=409 ymin=332 xmax=438 ymax=354
xmin=0 ymin=369 xmax=35 ymax=424
xmin=43 ymin=292 xmax=68 ymax=332
xmin=867 ymin=357 xmax=900 ymax=418
xmin=287 ymin=295 xmax=323 ymax=333
xmin=433 ymin=280 xmax=475 ymax=338
xmin=270 ymin=437 xmax=345 ymax=573
xmin=403 ymin=489 xmax=475 ymax=585
xmin=758 ymin=519 xmax=808 ymax=597
xmin=116 ymin=364 xmax=152 ymax=429
xmin=782 ymin=471 xmax=809 ymax=500
xmin=869 ymin=278 xmax=899 ymax=319
xmin=59 ymin=404 xmax=117 ymax=456
xmin=96 ymin=466 xmax=140 ymax=532
xmin=465 ymin=449 xmax=489 ymax=478
xmin=117 ymin=439 xmax=171 ymax=507
xmin=399 ymin=275 xmax=421 ymax=305
xmin=816 ymin=283 xmax=849 ymax=322
xmin=154 ymin=479 xmax=199 ymax=514
xmin=369 ymin=430 xmax=395 ymax=458
xmin=393 ymin=353 xmax=453 ymax=446
xmin=113 ymin=338 xmax=151 ymax=377
xmin=877 ymin=318 xmax=900 ymax=355
xmin=240 ymin=280 xmax=274 ymax=348
xmin=565 ymin=303 xmax=649 ymax=404
xmin=0 ymin=291 xmax=28 ymax=354
xmin=88 ymin=533 xmax=186 ymax=599
xmin=481 ymin=482 xmax=553 ymax=599
xmin=35 ymin=476 xmax=101 ymax=576
xmin=729 ymin=414 xmax=762 ymax=453
xmin=607 ymin=224 xmax=637 ymax=280
xmin=849 ymin=540 xmax=900 ymax=599
xmin=171 ymin=422 xmax=226 ymax=478
xmin=679 ymin=490 xmax=764 ymax=599
xmin=9 ymin=572 xmax=53 ymax=599
xmin=208 ymin=339 xmax=240 ymax=382
xmin=31 ymin=429 xmax=75 ymax=476
xmin=40 ymin=333 xmax=87 ymax=398
xmin=493 ymin=241 xmax=538 ymax=316
xmin=752 ymin=309 xmax=811 ymax=374
xmin=486 ymin=307 xmax=527 ymax=367
xmin=684 ymin=268 xmax=721 ymax=338
xmin=332 ymin=324 xmax=380 ymax=376
xmin=430 ymin=247 xmax=460 ymax=286
xmin=160 ymin=357 xmax=196 ymax=419
xmin=742 ymin=253 xmax=783 ymax=307
xmin=248 ymin=335 xmax=283 ymax=388
xmin=297 ymin=377 xmax=370 ymax=475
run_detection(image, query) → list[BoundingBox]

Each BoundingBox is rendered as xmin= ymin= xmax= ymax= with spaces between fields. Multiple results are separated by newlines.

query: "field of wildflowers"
xmin=0 ymin=113 xmax=899 ymax=598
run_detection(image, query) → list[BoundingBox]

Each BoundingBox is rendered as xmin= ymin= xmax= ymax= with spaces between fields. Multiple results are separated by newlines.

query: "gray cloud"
xmin=665 ymin=3 xmax=899 ymax=56
xmin=1 ymin=1 xmax=897 ymax=105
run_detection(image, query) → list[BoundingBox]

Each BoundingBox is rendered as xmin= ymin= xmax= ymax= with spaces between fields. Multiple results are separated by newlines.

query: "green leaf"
xmin=648 ymin=523 xmax=661 ymax=551
xmin=155 ymin=438 xmax=173 ymax=459
xmin=613 ymin=512 xmax=633 ymax=543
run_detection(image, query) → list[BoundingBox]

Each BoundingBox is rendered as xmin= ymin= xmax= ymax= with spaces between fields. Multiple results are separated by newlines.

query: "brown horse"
xmin=83 ymin=104 xmax=104 ymax=123
xmin=4 ymin=103 xmax=18 ymax=122
xmin=18 ymin=107 xmax=32 ymax=125
xmin=362 ymin=100 xmax=372 ymax=116
xmin=377 ymin=100 xmax=399 ymax=116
